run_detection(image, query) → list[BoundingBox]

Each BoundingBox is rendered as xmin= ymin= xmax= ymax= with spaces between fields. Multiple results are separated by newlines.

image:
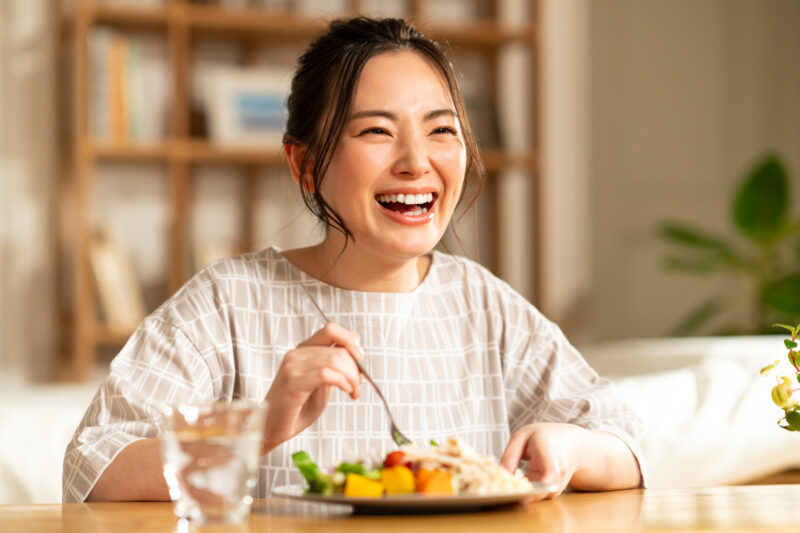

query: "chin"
xmin=379 ymin=239 xmax=437 ymax=261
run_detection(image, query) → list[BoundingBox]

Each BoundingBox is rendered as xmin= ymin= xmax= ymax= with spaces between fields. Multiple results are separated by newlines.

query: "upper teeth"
xmin=377 ymin=192 xmax=434 ymax=205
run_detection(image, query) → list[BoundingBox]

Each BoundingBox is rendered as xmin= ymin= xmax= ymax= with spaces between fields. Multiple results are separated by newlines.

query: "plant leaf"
xmin=733 ymin=154 xmax=789 ymax=244
xmin=659 ymin=223 xmax=734 ymax=253
xmin=786 ymin=410 xmax=800 ymax=431
xmin=764 ymin=273 xmax=800 ymax=315
xmin=669 ymin=297 xmax=725 ymax=336
xmin=662 ymin=256 xmax=730 ymax=275
xmin=786 ymin=340 xmax=798 ymax=349
xmin=773 ymin=323 xmax=797 ymax=334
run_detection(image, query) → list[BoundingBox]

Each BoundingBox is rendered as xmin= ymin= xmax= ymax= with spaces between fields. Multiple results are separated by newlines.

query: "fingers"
xmin=299 ymin=322 xmax=365 ymax=362
xmin=284 ymin=323 xmax=366 ymax=400
xmin=263 ymin=325 xmax=369 ymax=452
xmin=528 ymin=450 xmax=568 ymax=500
xmin=525 ymin=441 xmax=563 ymax=486
xmin=501 ymin=424 xmax=572 ymax=500
xmin=286 ymin=346 xmax=363 ymax=399
xmin=499 ymin=426 xmax=531 ymax=473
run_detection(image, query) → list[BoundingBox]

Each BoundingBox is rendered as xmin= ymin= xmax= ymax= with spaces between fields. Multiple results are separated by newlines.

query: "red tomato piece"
xmin=383 ymin=451 xmax=407 ymax=468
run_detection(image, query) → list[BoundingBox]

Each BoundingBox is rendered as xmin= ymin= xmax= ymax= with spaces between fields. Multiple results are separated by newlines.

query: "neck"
xmin=282 ymin=237 xmax=431 ymax=293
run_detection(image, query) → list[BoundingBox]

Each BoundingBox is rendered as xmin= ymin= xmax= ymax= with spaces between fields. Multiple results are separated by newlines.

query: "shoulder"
xmin=195 ymin=246 xmax=293 ymax=284
xmin=429 ymin=252 xmax=533 ymax=307
xmin=152 ymin=246 xmax=295 ymax=322
xmin=430 ymin=252 xmax=558 ymax=337
xmin=176 ymin=246 xmax=295 ymax=294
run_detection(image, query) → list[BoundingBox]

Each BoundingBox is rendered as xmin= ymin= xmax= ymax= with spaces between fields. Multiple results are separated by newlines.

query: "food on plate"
xmin=291 ymin=437 xmax=533 ymax=497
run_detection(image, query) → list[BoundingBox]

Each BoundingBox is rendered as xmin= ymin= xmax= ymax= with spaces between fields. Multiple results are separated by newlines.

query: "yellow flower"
xmin=772 ymin=379 xmax=798 ymax=410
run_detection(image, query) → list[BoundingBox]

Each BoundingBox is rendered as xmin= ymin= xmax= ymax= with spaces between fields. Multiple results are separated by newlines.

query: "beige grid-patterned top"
xmin=63 ymin=247 xmax=644 ymax=502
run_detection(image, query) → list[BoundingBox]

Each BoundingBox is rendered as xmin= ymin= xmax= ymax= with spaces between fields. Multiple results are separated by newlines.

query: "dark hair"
xmin=283 ymin=16 xmax=485 ymax=244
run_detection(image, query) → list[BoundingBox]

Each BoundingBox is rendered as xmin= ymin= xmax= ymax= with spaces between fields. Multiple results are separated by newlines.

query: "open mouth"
xmin=375 ymin=192 xmax=436 ymax=215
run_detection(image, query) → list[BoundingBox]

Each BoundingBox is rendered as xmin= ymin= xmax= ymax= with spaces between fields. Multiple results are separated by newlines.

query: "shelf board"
xmin=184 ymin=140 xmax=286 ymax=165
xmin=188 ymin=5 xmax=328 ymax=38
xmin=91 ymin=142 xmax=171 ymax=161
xmin=425 ymin=21 xmax=534 ymax=48
xmin=188 ymin=6 xmax=533 ymax=47
xmin=89 ymin=3 xmax=169 ymax=28
xmin=84 ymin=3 xmax=533 ymax=47
xmin=90 ymin=140 xmax=285 ymax=165
xmin=87 ymin=140 xmax=533 ymax=171
xmin=482 ymin=149 xmax=536 ymax=172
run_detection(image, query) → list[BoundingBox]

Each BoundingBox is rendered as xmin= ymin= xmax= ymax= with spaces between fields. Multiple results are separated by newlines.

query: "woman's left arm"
xmin=499 ymin=422 xmax=642 ymax=499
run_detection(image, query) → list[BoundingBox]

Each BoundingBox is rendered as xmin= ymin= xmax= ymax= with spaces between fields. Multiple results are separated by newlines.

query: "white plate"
xmin=271 ymin=483 xmax=558 ymax=513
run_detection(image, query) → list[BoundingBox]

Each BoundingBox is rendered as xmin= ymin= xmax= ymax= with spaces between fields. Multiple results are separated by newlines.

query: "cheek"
xmin=433 ymin=143 xmax=467 ymax=172
xmin=320 ymin=150 xmax=365 ymax=199
xmin=435 ymin=147 xmax=467 ymax=198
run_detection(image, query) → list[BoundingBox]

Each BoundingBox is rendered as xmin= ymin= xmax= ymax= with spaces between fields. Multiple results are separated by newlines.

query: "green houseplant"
xmin=659 ymin=153 xmax=800 ymax=335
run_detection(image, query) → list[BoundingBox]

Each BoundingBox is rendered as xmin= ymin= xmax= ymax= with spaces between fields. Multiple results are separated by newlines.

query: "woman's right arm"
xmin=85 ymin=322 xmax=364 ymax=501
xmin=86 ymin=438 xmax=169 ymax=501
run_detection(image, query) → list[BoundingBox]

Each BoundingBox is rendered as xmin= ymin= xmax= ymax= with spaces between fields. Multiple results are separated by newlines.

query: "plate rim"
xmin=270 ymin=483 xmax=557 ymax=509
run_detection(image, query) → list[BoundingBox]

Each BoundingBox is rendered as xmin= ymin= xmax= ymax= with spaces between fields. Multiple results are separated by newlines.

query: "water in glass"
xmin=160 ymin=401 xmax=266 ymax=525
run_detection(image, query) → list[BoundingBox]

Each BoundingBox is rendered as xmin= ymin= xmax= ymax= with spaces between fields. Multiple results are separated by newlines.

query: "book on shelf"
xmin=90 ymin=28 xmax=167 ymax=144
xmin=204 ymin=65 xmax=291 ymax=147
xmin=457 ymin=55 xmax=503 ymax=150
xmin=89 ymin=228 xmax=147 ymax=331
xmin=463 ymin=92 xmax=502 ymax=150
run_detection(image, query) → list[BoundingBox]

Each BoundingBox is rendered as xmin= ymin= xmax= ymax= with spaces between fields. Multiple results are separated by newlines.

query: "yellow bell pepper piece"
xmin=380 ymin=466 xmax=416 ymax=495
xmin=344 ymin=473 xmax=384 ymax=498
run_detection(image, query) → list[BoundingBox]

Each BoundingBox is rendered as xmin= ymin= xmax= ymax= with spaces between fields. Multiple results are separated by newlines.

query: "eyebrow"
xmin=348 ymin=109 xmax=456 ymax=121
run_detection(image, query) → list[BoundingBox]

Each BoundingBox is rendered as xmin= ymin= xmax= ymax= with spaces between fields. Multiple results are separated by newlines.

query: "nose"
xmin=392 ymin=134 xmax=432 ymax=179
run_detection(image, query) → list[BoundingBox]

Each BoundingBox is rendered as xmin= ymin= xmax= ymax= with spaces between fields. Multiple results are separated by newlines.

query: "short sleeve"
xmin=61 ymin=317 xmax=215 ymax=503
xmin=500 ymin=293 xmax=647 ymax=487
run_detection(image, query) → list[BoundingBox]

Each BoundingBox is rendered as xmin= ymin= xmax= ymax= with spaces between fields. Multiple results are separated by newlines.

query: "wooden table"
xmin=1 ymin=485 xmax=798 ymax=532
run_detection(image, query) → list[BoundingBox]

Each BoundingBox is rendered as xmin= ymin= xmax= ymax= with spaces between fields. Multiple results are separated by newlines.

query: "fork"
xmin=299 ymin=283 xmax=414 ymax=447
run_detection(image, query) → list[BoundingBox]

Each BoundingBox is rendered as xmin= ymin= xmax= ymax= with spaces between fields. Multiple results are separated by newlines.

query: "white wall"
xmin=587 ymin=0 xmax=800 ymax=341
xmin=540 ymin=0 xmax=592 ymax=342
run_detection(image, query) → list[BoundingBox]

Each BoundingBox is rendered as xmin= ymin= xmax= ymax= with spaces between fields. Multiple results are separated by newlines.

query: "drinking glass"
xmin=159 ymin=400 xmax=267 ymax=525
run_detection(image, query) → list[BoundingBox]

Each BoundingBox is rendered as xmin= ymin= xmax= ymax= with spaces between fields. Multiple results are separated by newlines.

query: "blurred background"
xmin=1 ymin=0 xmax=799 ymax=382
xmin=2 ymin=0 xmax=800 ymax=505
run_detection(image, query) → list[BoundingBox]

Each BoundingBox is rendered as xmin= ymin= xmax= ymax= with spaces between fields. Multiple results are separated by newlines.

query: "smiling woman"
xmin=63 ymin=17 xmax=644 ymax=507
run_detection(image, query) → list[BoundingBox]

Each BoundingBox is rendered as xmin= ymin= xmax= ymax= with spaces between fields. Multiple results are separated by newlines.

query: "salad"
xmin=292 ymin=437 xmax=533 ymax=497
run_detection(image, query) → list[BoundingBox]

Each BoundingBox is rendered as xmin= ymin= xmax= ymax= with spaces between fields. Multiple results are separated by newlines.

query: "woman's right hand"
xmin=261 ymin=323 xmax=364 ymax=454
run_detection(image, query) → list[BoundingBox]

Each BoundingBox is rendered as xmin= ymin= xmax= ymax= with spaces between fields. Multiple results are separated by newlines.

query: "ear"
xmin=283 ymin=143 xmax=315 ymax=193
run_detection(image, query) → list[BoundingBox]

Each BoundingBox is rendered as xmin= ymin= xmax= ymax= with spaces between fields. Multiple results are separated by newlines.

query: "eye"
xmin=431 ymin=126 xmax=457 ymax=135
xmin=359 ymin=127 xmax=390 ymax=136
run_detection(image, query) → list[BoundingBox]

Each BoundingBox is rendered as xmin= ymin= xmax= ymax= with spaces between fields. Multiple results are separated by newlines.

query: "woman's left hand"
xmin=499 ymin=423 xmax=587 ymax=500
xmin=499 ymin=422 xmax=642 ymax=500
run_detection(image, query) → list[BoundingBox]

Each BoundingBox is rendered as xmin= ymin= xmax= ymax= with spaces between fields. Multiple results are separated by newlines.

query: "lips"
xmin=375 ymin=192 xmax=438 ymax=224
xmin=375 ymin=192 xmax=437 ymax=215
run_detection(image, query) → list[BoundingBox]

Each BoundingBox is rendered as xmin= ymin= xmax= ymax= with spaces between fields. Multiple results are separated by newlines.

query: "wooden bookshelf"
xmin=59 ymin=0 xmax=540 ymax=380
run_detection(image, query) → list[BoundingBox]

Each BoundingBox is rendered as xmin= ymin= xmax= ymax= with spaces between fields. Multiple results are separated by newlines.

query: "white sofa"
xmin=582 ymin=335 xmax=800 ymax=488
xmin=2 ymin=335 xmax=798 ymax=503
xmin=0 ymin=372 xmax=100 ymax=504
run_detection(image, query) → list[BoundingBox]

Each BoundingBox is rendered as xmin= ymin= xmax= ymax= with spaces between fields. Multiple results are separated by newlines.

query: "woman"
xmin=63 ymin=17 xmax=643 ymax=503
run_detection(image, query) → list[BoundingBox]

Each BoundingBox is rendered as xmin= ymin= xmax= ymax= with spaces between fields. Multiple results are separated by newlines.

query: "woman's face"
xmin=319 ymin=50 xmax=467 ymax=262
